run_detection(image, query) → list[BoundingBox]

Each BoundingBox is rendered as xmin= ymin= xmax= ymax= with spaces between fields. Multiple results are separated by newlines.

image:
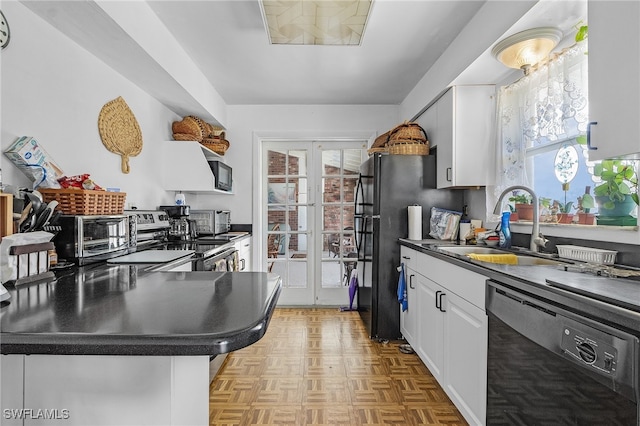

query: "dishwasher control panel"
xmin=561 ymin=326 xmax=618 ymax=375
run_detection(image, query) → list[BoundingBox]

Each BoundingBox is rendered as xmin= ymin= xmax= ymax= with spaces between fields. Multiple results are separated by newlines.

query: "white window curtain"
xmin=486 ymin=41 xmax=589 ymax=220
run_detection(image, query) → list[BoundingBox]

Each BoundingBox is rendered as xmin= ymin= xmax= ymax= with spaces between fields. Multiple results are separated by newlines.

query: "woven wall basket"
xmin=98 ymin=96 xmax=143 ymax=174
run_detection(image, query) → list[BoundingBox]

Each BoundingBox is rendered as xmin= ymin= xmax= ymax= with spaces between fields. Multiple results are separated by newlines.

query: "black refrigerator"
xmin=354 ymin=152 xmax=464 ymax=340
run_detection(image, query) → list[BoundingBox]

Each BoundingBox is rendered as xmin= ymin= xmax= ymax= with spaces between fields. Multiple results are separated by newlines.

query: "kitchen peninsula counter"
xmin=1 ymin=265 xmax=281 ymax=355
xmin=0 ymin=266 xmax=281 ymax=426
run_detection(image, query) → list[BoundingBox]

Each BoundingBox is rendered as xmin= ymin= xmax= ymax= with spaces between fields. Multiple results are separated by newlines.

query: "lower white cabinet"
xmin=235 ymin=236 xmax=252 ymax=271
xmin=400 ymin=246 xmax=418 ymax=344
xmin=401 ymin=245 xmax=488 ymax=425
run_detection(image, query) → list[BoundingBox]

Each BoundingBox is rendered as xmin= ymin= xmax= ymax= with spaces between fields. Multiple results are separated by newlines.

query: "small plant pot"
xmin=595 ymin=195 xmax=636 ymax=217
xmin=557 ymin=213 xmax=574 ymax=224
xmin=509 ymin=212 xmax=519 ymax=222
xmin=577 ymin=212 xmax=595 ymax=225
xmin=515 ymin=203 xmax=533 ymax=221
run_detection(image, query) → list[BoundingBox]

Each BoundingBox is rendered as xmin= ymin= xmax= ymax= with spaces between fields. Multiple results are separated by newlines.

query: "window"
xmin=490 ymin=40 xmax=638 ymax=227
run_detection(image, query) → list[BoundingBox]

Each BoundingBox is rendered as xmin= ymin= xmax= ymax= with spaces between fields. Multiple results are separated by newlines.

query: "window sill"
xmin=509 ymin=221 xmax=640 ymax=245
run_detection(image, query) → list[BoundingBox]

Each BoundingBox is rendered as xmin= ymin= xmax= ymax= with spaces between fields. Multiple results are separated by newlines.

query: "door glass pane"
xmin=322 ymin=150 xmax=341 ymax=175
xmin=344 ymin=149 xmax=362 ymax=175
xmin=322 ymin=177 xmax=341 ymax=203
xmin=344 ymin=177 xmax=358 ymax=203
xmin=289 ymin=150 xmax=307 ymax=176
xmin=323 ymin=205 xmax=341 ymax=231
xmin=267 ymin=150 xmax=287 ymax=176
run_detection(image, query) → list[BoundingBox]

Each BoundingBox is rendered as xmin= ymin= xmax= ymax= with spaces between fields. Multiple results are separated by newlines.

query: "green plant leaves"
xmin=575 ymin=25 xmax=588 ymax=42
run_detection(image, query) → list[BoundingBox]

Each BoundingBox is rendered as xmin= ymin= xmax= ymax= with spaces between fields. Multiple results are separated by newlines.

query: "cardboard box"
xmin=4 ymin=136 xmax=64 ymax=187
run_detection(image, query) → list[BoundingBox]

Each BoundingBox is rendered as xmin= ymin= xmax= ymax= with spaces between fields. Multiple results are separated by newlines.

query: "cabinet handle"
xmin=409 ymin=274 xmax=415 ymax=289
xmin=446 ymin=167 xmax=452 ymax=182
xmin=438 ymin=292 xmax=446 ymax=312
xmin=435 ymin=290 xmax=441 ymax=309
xmin=240 ymin=258 xmax=246 ymax=271
xmin=587 ymin=121 xmax=598 ymax=150
xmin=402 ymin=255 xmax=411 ymax=260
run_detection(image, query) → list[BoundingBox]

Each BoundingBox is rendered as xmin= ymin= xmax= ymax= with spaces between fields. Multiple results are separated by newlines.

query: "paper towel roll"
xmin=408 ymin=205 xmax=422 ymax=240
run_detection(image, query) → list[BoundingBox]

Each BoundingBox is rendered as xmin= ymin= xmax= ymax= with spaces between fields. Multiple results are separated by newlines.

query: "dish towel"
xmin=397 ymin=263 xmax=408 ymax=312
xmin=467 ymin=253 xmax=518 ymax=265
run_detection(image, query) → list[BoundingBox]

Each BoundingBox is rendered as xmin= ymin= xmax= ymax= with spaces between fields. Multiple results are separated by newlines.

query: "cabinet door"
xmin=416 ymin=274 xmax=445 ymax=383
xmin=400 ymin=266 xmax=418 ymax=345
xmin=235 ymin=237 xmax=252 ymax=271
xmin=436 ymin=88 xmax=454 ymax=188
xmin=587 ymin=1 xmax=640 ymax=160
xmin=443 ymin=291 xmax=487 ymax=426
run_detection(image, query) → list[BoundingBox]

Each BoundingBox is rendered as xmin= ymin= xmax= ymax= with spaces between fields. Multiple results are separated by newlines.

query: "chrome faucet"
xmin=493 ymin=185 xmax=547 ymax=252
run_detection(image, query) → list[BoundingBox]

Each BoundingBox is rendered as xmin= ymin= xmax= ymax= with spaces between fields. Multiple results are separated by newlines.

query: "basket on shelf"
xmin=200 ymin=138 xmax=230 ymax=155
xmin=171 ymin=116 xmax=203 ymax=142
xmin=556 ymin=245 xmax=617 ymax=265
xmin=39 ymin=188 xmax=126 ymax=215
xmin=387 ymin=121 xmax=429 ymax=155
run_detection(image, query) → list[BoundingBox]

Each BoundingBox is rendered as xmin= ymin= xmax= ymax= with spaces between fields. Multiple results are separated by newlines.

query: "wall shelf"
xmin=161 ymin=141 xmax=232 ymax=194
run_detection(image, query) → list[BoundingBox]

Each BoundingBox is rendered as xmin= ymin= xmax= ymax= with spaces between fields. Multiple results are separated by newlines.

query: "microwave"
xmin=208 ymin=161 xmax=232 ymax=192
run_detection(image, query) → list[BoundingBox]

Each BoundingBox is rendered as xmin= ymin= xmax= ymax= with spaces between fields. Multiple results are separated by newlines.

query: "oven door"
xmin=197 ymin=248 xmax=238 ymax=272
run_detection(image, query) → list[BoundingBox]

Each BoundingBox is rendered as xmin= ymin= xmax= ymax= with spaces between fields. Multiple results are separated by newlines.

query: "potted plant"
xmin=508 ymin=204 xmax=519 ymax=222
xmin=592 ymin=160 xmax=639 ymax=217
xmin=553 ymin=200 xmax=575 ymax=224
xmin=508 ymin=192 xmax=533 ymax=221
xmin=576 ymin=186 xmax=595 ymax=225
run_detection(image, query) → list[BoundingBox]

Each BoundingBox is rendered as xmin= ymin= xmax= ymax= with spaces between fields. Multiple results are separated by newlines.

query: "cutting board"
xmin=107 ymin=250 xmax=195 ymax=264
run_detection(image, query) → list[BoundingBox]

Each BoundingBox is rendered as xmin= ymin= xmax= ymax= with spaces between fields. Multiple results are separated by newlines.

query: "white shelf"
xmin=161 ymin=141 xmax=232 ymax=194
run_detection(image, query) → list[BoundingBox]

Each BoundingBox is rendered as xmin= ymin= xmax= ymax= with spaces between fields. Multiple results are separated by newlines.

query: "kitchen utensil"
xmin=41 ymin=201 xmax=58 ymax=227
xmin=18 ymin=201 xmax=32 ymax=227
xmin=31 ymin=207 xmax=51 ymax=231
xmin=25 ymin=192 xmax=41 ymax=217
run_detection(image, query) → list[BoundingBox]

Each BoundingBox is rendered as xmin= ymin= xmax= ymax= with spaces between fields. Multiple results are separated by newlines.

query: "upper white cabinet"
xmin=587 ymin=1 xmax=640 ymax=160
xmin=160 ymin=141 xmax=231 ymax=194
xmin=418 ymin=85 xmax=495 ymax=189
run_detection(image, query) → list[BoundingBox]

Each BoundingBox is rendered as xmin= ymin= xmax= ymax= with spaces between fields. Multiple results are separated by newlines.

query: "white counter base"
xmin=1 ymin=354 xmax=209 ymax=426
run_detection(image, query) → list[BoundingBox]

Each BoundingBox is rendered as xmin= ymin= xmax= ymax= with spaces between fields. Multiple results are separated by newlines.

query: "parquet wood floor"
xmin=209 ymin=308 xmax=468 ymax=426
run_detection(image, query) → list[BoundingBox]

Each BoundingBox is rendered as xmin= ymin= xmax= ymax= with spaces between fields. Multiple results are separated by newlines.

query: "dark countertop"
xmin=399 ymin=239 xmax=640 ymax=334
xmin=0 ymin=264 xmax=281 ymax=356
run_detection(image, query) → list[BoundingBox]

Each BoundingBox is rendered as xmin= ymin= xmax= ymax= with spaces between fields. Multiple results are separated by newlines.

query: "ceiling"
xmin=146 ymin=0 xmax=485 ymax=105
xmin=20 ymin=0 xmax=587 ymax=118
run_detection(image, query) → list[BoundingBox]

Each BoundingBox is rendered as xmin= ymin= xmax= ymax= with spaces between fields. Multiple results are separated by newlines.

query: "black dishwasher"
xmin=486 ymin=280 xmax=639 ymax=425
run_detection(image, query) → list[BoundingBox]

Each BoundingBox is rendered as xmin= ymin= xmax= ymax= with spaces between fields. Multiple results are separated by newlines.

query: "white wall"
xmin=188 ymin=104 xmax=400 ymax=224
xmin=1 ymin=1 xmax=178 ymax=210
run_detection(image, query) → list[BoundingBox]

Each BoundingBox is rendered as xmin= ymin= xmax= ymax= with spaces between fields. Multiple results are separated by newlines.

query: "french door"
xmin=263 ymin=140 xmax=366 ymax=305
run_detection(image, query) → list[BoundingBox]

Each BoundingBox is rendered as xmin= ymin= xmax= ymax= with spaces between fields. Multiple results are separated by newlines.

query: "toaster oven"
xmin=189 ymin=210 xmax=230 ymax=236
xmin=53 ymin=215 xmax=130 ymax=265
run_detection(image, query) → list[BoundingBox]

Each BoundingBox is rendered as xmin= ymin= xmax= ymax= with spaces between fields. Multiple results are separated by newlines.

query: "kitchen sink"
xmin=436 ymin=245 xmax=562 ymax=266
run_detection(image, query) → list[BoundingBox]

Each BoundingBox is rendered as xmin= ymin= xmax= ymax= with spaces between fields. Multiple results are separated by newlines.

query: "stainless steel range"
xmin=124 ymin=209 xmax=242 ymax=272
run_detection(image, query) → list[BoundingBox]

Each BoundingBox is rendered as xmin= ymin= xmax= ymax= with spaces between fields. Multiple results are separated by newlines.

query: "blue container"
xmin=499 ymin=211 xmax=511 ymax=249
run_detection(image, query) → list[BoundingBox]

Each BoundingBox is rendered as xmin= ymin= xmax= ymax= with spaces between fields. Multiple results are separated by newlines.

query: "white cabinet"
xmin=416 ymin=273 xmax=445 ymax=382
xmin=235 ymin=236 xmax=252 ymax=271
xmin=419 ymin=86 xmax=495 ymax=188
xmin=401 ymin=245 xmax=488 ymax=425
xmin=399 ymin=246 xmax=418 ymax=345
xmin=161 ymin=141 xmax=232 ymax=194
xmin=587 ymin=1 xmax=640 ymax=160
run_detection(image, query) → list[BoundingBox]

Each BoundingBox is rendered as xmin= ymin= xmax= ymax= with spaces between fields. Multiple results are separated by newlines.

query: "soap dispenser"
xmin=499 ymin=210 xmax=511 ymax=249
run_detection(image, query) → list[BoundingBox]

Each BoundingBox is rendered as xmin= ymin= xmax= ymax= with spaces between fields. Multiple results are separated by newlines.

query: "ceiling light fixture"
xmin=492 ymin=27 xmax=563 ymax=74
xmin=259 ymin=0 xmax=372 ymax=46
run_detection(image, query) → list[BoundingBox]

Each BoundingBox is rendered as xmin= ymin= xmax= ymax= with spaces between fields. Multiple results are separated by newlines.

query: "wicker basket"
xmin=173 ymin=133 xmax=197 ymax=141
xmin=387 ymin=121 xmax=429 ymax=155
xmin=200 ymin=138 xmax=229 ymax=155
xmin=40 ymin=189 xmax=126 ymax=215
xmin=171 ymin=117 xmax=203 ymax=142
xmin=367 ymin=131 xmax=390 ymax=155
xmin=388 ymin=140 xmax=430 ymax=155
